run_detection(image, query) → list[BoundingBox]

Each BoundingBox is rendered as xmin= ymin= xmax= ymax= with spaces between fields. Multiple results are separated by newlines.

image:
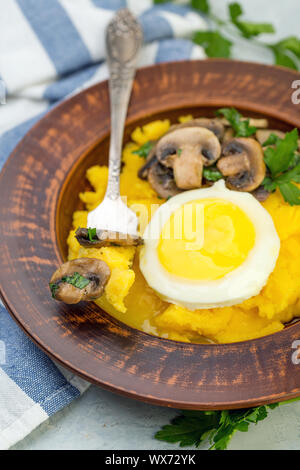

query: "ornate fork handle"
xmin=105 ymin=9 xmax=143 ymax=200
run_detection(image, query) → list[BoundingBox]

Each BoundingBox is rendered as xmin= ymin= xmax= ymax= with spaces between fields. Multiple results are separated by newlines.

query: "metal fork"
xmin=87 ymin=9 xmax=143 ymax=236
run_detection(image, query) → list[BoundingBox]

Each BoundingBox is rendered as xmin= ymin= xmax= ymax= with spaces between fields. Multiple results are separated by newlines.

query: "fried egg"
xmin=139 ymin=180 xmax=280 ymax=310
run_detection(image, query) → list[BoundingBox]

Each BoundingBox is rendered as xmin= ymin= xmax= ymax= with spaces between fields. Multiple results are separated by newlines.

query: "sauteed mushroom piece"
xmin=49 ymin=258 xmax=110 ymax=304
xmin=148 ymin=161 xmax=182 ymax=198
xmin=251 ymin=185 xmax=270 ymax=202
xmin=138 ymin=146 xmax=157 ymax=180
xmin=75 ymin=227 xmax=143 ymax=248
xmin=155 ymin=127 xmax=221 ymax=189
xmin=217 ymin=138 xmax=266 ymax=192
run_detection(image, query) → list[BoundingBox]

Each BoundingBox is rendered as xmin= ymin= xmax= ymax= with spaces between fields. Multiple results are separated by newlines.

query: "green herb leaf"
xmin=270 ymin=46 xmax=298 ymax=71
xmin=229 ymin=2 xmax=275 ymax=38
xmin=262 ymin=133 xmax=281 ymax=147
xmin=177 ymin=148 xmax=182 ymax=156
xmin=132 ymin=141 xmax=154 ymax=158
xmin=275 ymin=36 xmax=300 ymax=59
xmin=193 ymin=31 xmax=232 ymax=58
xmin=155 ymin=399 xmax=299 ymax=451
xmin=264 ymin=129 xmax=299 ymax=176
xmin=49 ymin=282 xmax=60 ymax=299
xmin=271 ymin=164 xmax=300 ymax=185
xmin=262 ymin=176 xmax=277 ymax=192
xmin=203 ymin=166 xmax=223 ymax=182
xmin=228 ymin=2 xmax=242 ymax=22
xmin=279 ymin=182 xmax=300 ymax=205
xmin=87 ymin=227 xmax=97 ymax=241
xmin=191 ymin=0 xmax=210 ymax=14
xmin=216 ymin=107 xmax=256 ymax=137
xmin=270 ymin=37 xmax=300 ymax=70
xmin=262 ymin=129 xmax=300 ymax=204
xmin=236 ymin=21 xmax=275 ymax=39
xmin=62 ymin=272 xmax=90 ymax=289
xmin=155 ymin=412 xmax=220 ymax=448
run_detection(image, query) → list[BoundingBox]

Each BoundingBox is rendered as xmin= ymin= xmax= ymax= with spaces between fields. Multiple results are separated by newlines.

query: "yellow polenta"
xmin=67 ymin=119 xmax=300 ymax=344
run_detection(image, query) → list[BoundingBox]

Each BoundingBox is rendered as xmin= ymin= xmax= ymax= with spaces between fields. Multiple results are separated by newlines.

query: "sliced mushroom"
xmin=217 ymin=138 xmax=266 ymax=192
xmin=147 ymin=161 xmax=182 ymax=198
xmin=49 ymin=258 xmax=110 ymax=304
xmin=75 ymin=227 xmax=143 ymax=248
xmin=137 ymin=146 xmax=157 ymax=180
xmin=155 ymin=127 xmax=221 ymax=189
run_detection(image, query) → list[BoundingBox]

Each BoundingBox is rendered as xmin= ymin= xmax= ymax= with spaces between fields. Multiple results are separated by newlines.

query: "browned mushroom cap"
xmin=49 ymin=258 xmax=110 ymax=304
xmin=169 ymin=118 xmax=225 ymax=141
xmin=75 ymin=227 xmax=143 ymax=248
xmin=137 ymin=146 xmax=157 ymax=180
xmin=155 ymin=127 xmax=221 ymax=189
xmin=148 ymin=160 xmax=182 ymax=198
xmin=217 ymin=138 xmax=266 ymax=192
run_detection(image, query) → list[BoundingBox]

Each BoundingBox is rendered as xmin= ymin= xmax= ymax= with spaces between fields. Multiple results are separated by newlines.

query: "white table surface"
xmin=12 ymin=0 xmax=300 ymax=450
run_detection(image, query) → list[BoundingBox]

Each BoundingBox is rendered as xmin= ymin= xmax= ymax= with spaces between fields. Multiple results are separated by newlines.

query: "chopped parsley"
xmin=49 ymin=272 xmax=90 ymax=299
xmin=177 ymin=148 xmax=182 ymax=156
xmin=87 ymin=227 xmax=97 ymax=241
xmin=203 ymin=166 xmax=223 ymax=182
xmin=132 ymin=141 xmax=154 ymax=158
xmin=49 ymin=282 xmax=60 ymax=299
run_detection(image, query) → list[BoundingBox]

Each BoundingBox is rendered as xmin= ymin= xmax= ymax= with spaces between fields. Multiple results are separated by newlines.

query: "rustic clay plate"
xmin=1 ymin=60 xmax=300 ymax=410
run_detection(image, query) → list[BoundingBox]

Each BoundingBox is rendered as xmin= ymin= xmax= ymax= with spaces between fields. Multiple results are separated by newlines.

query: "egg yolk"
xmin=157 ymin=198 xmax=256 ymax=281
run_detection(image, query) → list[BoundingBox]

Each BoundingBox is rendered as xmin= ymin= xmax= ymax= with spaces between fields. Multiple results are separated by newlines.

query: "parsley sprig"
xmin=262 ymin=129 xmax=300 ymax=205
xmin=155 ymin=398 xmax=300 ymax=450
xmin=216 ymin=107 xmax=256 ymax=137
xmin=155 ymin=1 xmax=300 ymax=70
xmin=87 ymin=227 xmax=97 ymax=241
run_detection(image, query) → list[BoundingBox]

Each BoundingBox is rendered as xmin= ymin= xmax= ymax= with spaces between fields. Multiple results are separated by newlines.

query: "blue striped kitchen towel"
xmin=0 ymin=0 xmax=207 ymax=449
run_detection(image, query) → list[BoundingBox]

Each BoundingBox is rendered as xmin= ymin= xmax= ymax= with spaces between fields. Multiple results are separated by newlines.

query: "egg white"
xmin=139 ymin=180 xmax=280 ymax=310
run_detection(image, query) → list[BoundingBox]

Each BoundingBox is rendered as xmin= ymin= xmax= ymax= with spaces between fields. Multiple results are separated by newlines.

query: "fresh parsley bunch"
xmin=155 ymin=398 xmax=300 ymax=450
xmin=155 ymin=0 xmax=300 ymax=70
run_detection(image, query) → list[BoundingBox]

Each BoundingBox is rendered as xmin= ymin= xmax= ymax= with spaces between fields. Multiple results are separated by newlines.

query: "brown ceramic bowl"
xmin=1 ymin=60 xmax=300 ymax=409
